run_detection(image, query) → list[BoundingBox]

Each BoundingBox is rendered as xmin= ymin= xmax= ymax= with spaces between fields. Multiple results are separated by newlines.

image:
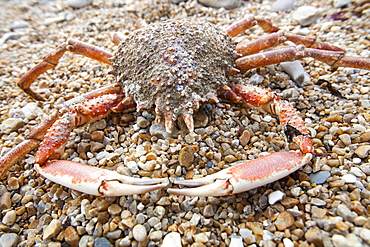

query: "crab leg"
xmin=168 ymin=84 xmax=313 ymax=196
xmin=17 ymin=38 xmax=113 ymax=101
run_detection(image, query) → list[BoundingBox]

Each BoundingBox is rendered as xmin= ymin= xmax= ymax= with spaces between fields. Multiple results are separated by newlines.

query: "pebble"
xmin=2 ymin=210 xmax=16 ymax=225
xmin=342 ymin=174 xmax=357 ymax=183
xmin=354 ymin=145 xmax=370 ymax=158
xmin=21 ymin=102 xmax=42 ymax=120
xmin=198 ymin=0 xmax=241 ymax=9
xmin=66 ymin=0 xmax=92 ymax=8
xmin=7 ymin=177 xmax=19 ymax=190
xmin=0 ymin=32 xmax=22 ymax=46
xmin=239 ymin=130 xmax=250 ymax=146
xmin=332 ymin=234 xmax=363 ymax=247
xmin=272 ymin=0 xmax=294 ymax=11
xmin=229 ymin=235 xmax=243 ymax=247
xmin=280 ymin=61 xmax=309 ymax=84
xmin=292 ymin=5 xmax=323 ymax=26
xmin=195 ymin=232 xmax=209 ymax=243
xmin=0 ymin=233 xmax=19 ymax=247
xmin=9 ymin=20 xmax=29 ymax=30
xmin=310 ymin=171 xmax=331 ymax=184
xmin=339 ymin=134 xmax=351 ymax=146
xmin=178 ymin=145 xmax=195 ymax=167
xmin=333 ymin=0 xmax=351 ymax=7
xmin=43 ymin=219 xmax=62 ymax=240
xmin=268 ymin=191 xmax=285 ymax=205
xmin=305 ymin=228 xmax=323 ymax=246
xmin=149 ymin=230 xmax=163 ymax=241
xmin=274 ymin=211 xmax=295 ymax=230
xmin=132 ymin=224 xmax=147 ymax=242
xmin=0 ymin=118 xmax=24 ymax=134
xmin=336 ymin=204 xmax=357 ymax=222
xmin=64 ymin=226 xmax=80 ymax=246
xmin=162 ymin=232 xmax=182 ymax=247
xmin=94 ymin=237 xmax=112 ymax=247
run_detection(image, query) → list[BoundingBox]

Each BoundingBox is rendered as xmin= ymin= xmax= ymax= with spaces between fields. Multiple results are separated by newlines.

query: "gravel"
xmin=0 ymin=0 xmax=369 ymax=246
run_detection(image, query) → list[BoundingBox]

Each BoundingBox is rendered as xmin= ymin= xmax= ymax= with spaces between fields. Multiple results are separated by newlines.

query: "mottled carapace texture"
xmin=112 ymin=19 xmax=237 ymax=130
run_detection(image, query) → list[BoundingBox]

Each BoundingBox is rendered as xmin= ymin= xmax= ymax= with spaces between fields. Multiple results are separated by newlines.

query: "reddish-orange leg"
xmin=17 ymin=39 xmax=113 ymax=101
xmin=225 ymin=16 xmax=370 ymax=70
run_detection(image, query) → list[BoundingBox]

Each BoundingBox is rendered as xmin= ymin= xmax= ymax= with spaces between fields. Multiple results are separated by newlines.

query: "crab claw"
xmin=35 ymin=160 xmax=168 ymax=196
xmin=168 ymin=151 xmax=312 ymax=197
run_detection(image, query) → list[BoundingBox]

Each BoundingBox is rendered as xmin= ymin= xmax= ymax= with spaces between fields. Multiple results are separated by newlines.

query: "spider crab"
xmin=1 ymin=17 xmax=369 ymax=197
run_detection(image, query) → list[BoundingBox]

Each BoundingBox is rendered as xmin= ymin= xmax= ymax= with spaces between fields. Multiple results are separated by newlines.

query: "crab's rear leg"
xmin=17 ymin=39 xmax=113 ymax=101
xmin=168 ymin=85 xmax=313 ymax=196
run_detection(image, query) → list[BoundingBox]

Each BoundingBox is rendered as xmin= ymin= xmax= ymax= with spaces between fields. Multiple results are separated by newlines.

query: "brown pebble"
xmin=108 ymin=204 xmax=122 ymax=216
xmin=97 ymin=212 xmax=110 ymax=224
xmin=329 ymin=179 xmax=345 ymax=187
xmin=7 ymin=177 xmax=19 ymax=190
xmin=274 ymin=211 xmax=294 ymax=231
xmin=250 ymin=222 xmax=263 ymax=235
xmin=311 ymin=206 xmax=327 ymax=219
xmin=354 ymin=145 xmax=370 ymax=158
xmin=121 ymin=216 xmax=137 ymax=228
xmin=360 ymin=131 xmax=370 ymax=142
xmin=0 ymin=192 xmax=11 ymax=210
xmin=64 ymin=226 xmax=80 ymax=247
xmin=335 ymin=221 xmax=349 ymax=231
xmin=121 ymin=113 xmax=135 ymax=123
xmin=305 ymin=228 xmax=323 ymax=246
xmin=91 ymin=131 xmax=104 ymax=142
xmin=280 ymin=197 xmax=299 ymax=208
xmin=203 ymin=205 xmax=215 ymax=217
xmin=90 ymin=142 xmax=105 ymax=152
xmin=77 ymin=142 xmax=90 ymax=153
xmin=240 ymin=130 xmax=251 ymax=146
xmin=43 ymin=219 xmax=62 ymax=240
xmin=179 ymin=145 xmax=195 ymax=167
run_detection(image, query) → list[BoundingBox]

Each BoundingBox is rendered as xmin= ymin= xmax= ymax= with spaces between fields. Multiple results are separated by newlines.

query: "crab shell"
xmin=112 ymin=19 xmax=238 ymax=132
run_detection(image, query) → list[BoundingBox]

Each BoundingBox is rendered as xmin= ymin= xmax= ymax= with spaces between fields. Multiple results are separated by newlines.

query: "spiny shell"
xmin=112 ymin=19 xmax=237 ymax=130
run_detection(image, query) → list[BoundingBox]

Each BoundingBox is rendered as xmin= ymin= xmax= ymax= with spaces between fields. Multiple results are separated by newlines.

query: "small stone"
xmin=0 ymin=192 xmax=12 ymax=210
xmin=64 ymin=226 xmax=80 ymax=247
xmin=179 ymin=145 xmax=195 ymax=167
xmin=121 ymin=114 xmax=135 ymax=123
xmin=121 ymin=217 xmax=136 ymax=228
xmin=0 ymin=32 xmax=22 ymax=46
xmin=0 ymin=118 xmax=24 ymax=134
xmin=311 ymin=206 xmax=327 ymax=219
xmin=280 ymin=61 xmax=309 ymax=84
xmin=7 ymin=177 xmax=19 ymax=190
xmin=94 ymin=237 xmax=112 ymax=247
xmin=43 ymin=219 xmax=62 ymax=240
xmin=359 ymin=228 xmax=370 ymax=243
xmin=195 ymin=232 xmax=209 ymax=243
xmin=333 ymin=0 xmax=350 ymax=7
xmin=274 ymin=211 xmax=294 ymax=230
xmin=229 ymin=235 xmax=243 ymax=247
xmin=354 ymin=145 xmax=370 ymax=158
xmin=292 ymin=5 xmax=323 ymax=26
xmin=310 ymin=171 xmax=331 ymax=184
xmin=336 ymin=204 xmax=357 ymax=222
xmin=136 ymin=116 xmax=150 ymax=128
xmin=339 ymin=134 xmax=351 ymax=146
xmin=335 ymin=221 xmax=349 ymax=231
xmin=108 ymin=204 xmax=122 ymax=216
xmin=21 ymin=102 xmax=42 ymax=120
xmin=0 ymin=233 xmax=19 ymax=247
xmin=149 ymin=230 xmax=163 ymax=241
xmin=2 ymin=210 xmax=16 ymax=225
xmin=354 ymin=216 xmax=368 ymax=226
xmin=90 ymin=142 xmax=105 ymax=152
xmin=360 ymin=131 xmax=370 ymax=142
xmin=240 ymin=130 xmax=251 ymax=146
xmin=198 ymin=0 xmax=241 ymax=9
xmin=91 ymin=131 xmax=104 ymax=142
xmin=305 ymin=229 xmax=323 ymax=246
xmin=225 ymin=155 xmax=237 ymax=163
xmin=268 ymin=191 xmax=285 ymax=205
xmin=203 ymin=204 xmax=215 ymax=217
xmin=133 ymin=224 xmax=147 ymax=242
xmin=106 ymin=230 xmax=122 ymax=240
xmin=342 ymin=174 xmax=357 ymax=183
xmin=66 ymin=0 xmax=93 ymax=8
xmin=9 ymin=20 xmax=29 ymax=30
xmin=332 ymin=234 xmax=363 ymax=247
xmin=162 ymin=232 xmax=182 ymax=247
xmin=272 ymin=0 xmax=294 ymax=11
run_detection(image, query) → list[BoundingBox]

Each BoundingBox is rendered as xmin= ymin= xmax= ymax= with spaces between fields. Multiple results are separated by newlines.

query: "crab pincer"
xmin=35 ymin=160 xmax=168 ymax=196
xmin=168 ymin=151 xmax=312 ymax=197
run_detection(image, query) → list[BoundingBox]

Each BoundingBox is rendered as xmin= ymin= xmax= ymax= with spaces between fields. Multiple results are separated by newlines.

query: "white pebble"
xmin=198 ymin=0 xmax=241 ymax=9
xmin=162 ymin=232 xmax=181 ymax=247
xmin=292 ymin=6 xmax=323 ymax=26
xmin=268 ymin=191 xmax=285 ymax=205
xmin=66 ymin=0 xmax=92 ymax=8
xmin=342 ymin=174 xmax=357 ymax=184
xmin=333 ymin=0 xmax=350 ymax=8
xmin=229 ymin=235 xmax=243 ymax=247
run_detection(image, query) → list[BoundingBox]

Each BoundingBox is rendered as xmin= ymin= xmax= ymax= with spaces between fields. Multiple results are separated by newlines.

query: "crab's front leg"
xmin=168 ymin=85 xmax=313 ymax=196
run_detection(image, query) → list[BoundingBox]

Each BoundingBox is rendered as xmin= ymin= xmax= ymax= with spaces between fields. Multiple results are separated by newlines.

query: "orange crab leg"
xmin=17 ymin=38 xmax=113 ymax=101
xmin=168 ymin=84 xmax=313 ymax=196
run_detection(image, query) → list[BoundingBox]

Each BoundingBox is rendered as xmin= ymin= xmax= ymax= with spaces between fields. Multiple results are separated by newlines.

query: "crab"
xmin=0 ymin=17 xmax=369 ymax=197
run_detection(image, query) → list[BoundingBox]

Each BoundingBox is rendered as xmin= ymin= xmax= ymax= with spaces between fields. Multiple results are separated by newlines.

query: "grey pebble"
xmin=94 ymin=237 xmax=112 ymax=247
xmin=292 ymin=5 xmax=323 ymax=26
xmin=198 ymin=0 xmax=241 ymax=9
xmin=0 ymin=233 xmax=19 ymax=247
xmin=336 ymin=204 xmax=357 ymax=222
xmin=333 ymin=0 xmax=351 ymax=8
xmin=272 ymin=0 xmax=294 ymax=11
xmin=66 ymin=0 xmax=92 ymax=8
xmin=310 ymin=171 xmax=331 ymax=184
xmin=9 ymin=20 xmax=29 ymax=30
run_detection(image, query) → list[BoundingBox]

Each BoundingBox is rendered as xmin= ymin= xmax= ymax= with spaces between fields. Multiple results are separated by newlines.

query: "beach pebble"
xmin=0 ymin=233 xmax=19 ymax=247
xmin=133 ymin=224 xmax=147 ymax=242
xmin=0 ymin=118 xmax=24 ymax=134
xmin=2 ymin=210 xmax=16 ymax=225
xmin=274 ymin=211 xmax=294 ymax=230
xmin=0 ymin=32 xmax=22 ymax=46
xmin=64 ymin=226 xmax=80 ymax=246
xmin=198 ymin=0 xmax=241 ymax=9
xmin=272 ymin=0 xmax=294 ymax=11
xmin=162 ymin=232 xmax=182 ymax=247
xmin=66 ymin=0 xmax=92 ymax=8
xmin=229 ymin=235 xmax=243 ymax=247
xmin=305 ymin=229 xmax=324 ymax=246
xmin=280 ymin=61 xmax=309 ymax=84
xmin=21 ymin=102 xmax=42 ymax=120
xmin=333 ymin=0 xmax=351 ymax=8
xmin=94 ymin=237 xmax=111 ymax=247
xmin=310 ymin=171 xmax=331 ymax=184
xmin=354 ymin=145 xmax=370 ymax=158
xmin=268 ymin=191 xmax=285 ymax=205
xmin=292 ymin=6 xmax=323 ymax=26
xmin=342 ymin=174 xmax=357 ymax=183
xmin=9 ymin=20 xmax=29 ymax=30
xmin=43 ymin=219 xmax=62 ymax=240
xmin=336 ymin=205 xmax=357 ymax=222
